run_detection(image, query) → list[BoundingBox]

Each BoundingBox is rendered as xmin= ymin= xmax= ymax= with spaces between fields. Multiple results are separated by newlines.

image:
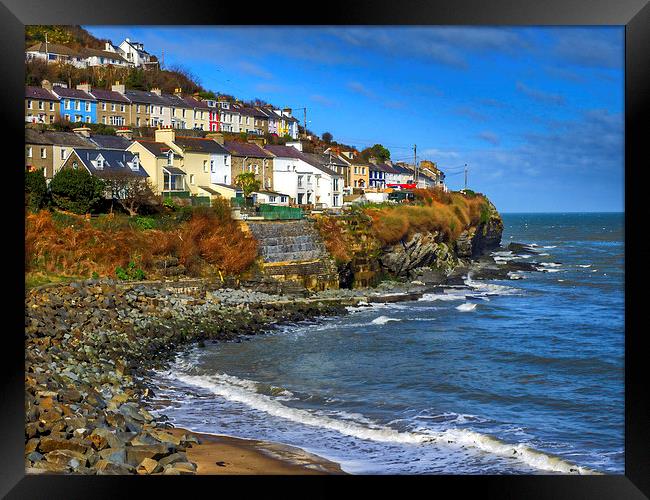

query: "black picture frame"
xmin=3 ymin=1 xmax=648 ymax=497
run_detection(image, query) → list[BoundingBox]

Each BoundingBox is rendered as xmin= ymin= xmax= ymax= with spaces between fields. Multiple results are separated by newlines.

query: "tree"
xmin=25 ymin=168 xmax=49 ymax=212
xmin=235 ymin=172 xmax=261 ymax=199
xmin=322 ymin=132 xmax=333 ymax=143
xmin=101 ymin=171 xmax=158 ymax=216
xmin=50 ymin=168 xmax=105 ymax=214
xmin=360 ymin=143 xmax=391 ymax=162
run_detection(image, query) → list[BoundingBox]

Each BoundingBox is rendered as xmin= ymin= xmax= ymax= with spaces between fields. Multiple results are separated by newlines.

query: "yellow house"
xmin=340 ymin=152 xmax=370 ymax=190
xmin=127 ymin=138 xmax=187 ymax=196
xmin=153 ymin=127 xmax=231 ymax=198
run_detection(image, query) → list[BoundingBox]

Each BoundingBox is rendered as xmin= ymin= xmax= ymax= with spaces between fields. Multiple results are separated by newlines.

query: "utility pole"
xmin=44 ymin=32 xmax=48 ymax=59
xmin=464 ymin=164 xmax=468 ymax=190
xmin=161 ymin=49 xmax=164 ymax=70
xmin=413 ymin=144 xmax=418 ymax=183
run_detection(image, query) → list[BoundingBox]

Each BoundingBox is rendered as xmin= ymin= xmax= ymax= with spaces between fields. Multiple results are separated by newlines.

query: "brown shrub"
xmin=25 ymin=206 xmax=258 ymax=280
xmin=314 ymin=216 xmax=352 ymax=264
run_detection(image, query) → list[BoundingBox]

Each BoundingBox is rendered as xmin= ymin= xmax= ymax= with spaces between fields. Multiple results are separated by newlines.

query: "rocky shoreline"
xmin=24 ymin=236 xmax=549 ymax=475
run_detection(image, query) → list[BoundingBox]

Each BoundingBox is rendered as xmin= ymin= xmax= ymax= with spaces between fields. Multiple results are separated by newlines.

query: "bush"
xmin=131 ymin=216 xmax=156 ymax=230
xmin=115 ymin=260 xmax=146 ymax=281
xmin=25 ymin=169 xmax=49 ymax=212
xmin=50 ymin=168 xmax=105 ymax=214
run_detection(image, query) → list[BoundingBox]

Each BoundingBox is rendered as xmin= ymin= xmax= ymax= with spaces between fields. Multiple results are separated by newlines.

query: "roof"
xmin=183 ymin=96 xmax=209 ymax=109
xmin=174 ymin=136 xmax=230 ymax=155
xmin=122 ymin=39 xmax=151 ymax=56
xmin=299 ymin=152 xmax=340 ymax=177
xmin=25 ymin=86 xmax=59 ymax=101
xmin=256 ymin=190 xmax=289 ymax=197
xmin=214 ymin=183 xmax=242 ymax=190
xmin=370 ymin=163 xmax=400 ymax=174
xmin=344 ymin=156 xmax=370 ymax=166
xmin=82 ymin=47 xmax=128 ymax=63
xmin=51 ymin=86 xmax=96 ymax=101
xmin=25 ymin=129 xmax=95 ymax=147
xmin=224 ymin=141 xmax=273 ymax=158
xmin=123 ymin=89 xmax=166 ymax=105
xmin=159 ymin=94 xmax=192 ymax=108
xmin=163 ymin=166 xmax=185 ymax=175
xmin=134 ymin=140 xmax=175 ymax=157
xmin=26 ymin=42 xmax=83 ymax=58
xmin=264 ymin=144 xmax=303 ymax=159
xmin=89 ymin=134 xmax=132 ymax=150
xmin=198 ymin=185 xmax=220 ymax=195
xmin=71 ymin=148 xmax=148 ymax=177
xmin=89 ymin=89 xmax=131 ymax=103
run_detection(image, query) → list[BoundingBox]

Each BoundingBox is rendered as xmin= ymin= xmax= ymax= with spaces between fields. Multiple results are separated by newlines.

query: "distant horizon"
xmin=85 ymin=25 xmax=624 ymax=213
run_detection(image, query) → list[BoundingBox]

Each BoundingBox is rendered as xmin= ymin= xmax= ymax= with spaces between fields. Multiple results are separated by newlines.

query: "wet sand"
xmin=168 ymin=428 xmax=346 ymax=475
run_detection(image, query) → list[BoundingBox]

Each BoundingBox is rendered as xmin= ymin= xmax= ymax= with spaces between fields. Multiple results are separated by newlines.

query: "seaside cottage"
xmin=25 ymin=42 xmax=88 ymax=68
xmin=25 ymin=83 xmax=59 ymax=125
xmin=85 ymin=84 xmax=131 ymax=127
xmin=60 ymin=148 xmax=149 ymax=200
xmin=340 ymin=152 xmax=370 ymax=191
xmin=127 ymin=138 xmax=187 ymax=196
xmin=121 ymin=86 xmax=165 ymax=128
xmin=224 ymin=140 xmax=275 ymax=192
xmin=25 ymin=128 xmax=95 ymax=179
xmin=51 ymin=85 xmax=97 ymax=125
xmin=265 ymin=143 xmax=342 ymax=208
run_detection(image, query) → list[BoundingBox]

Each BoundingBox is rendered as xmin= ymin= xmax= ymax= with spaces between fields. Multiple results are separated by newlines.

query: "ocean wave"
xmin=170 ymin=371 xmax=598 ymax=475
xmin=419 ymin=292 xmax=466 ymax=302
xmin=371 ymin=316 xmax=402 ymax=325
xmin=456 ymin=303 xmax=477 ymax=312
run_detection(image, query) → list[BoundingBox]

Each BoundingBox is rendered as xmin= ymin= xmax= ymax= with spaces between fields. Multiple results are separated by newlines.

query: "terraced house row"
xmin=26 ymin=123 xmax=446 ymax=210
xmin=25 ymin=80 xmax=300 ymax=138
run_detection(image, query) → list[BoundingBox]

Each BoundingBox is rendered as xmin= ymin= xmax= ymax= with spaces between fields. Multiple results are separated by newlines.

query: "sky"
xmin=86 ymin=26 xmax=624 ymax=213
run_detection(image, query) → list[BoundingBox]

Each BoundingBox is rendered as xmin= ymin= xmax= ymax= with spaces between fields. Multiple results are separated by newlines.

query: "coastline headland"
xmin=25 ymin=194 xmax=542 ymax=475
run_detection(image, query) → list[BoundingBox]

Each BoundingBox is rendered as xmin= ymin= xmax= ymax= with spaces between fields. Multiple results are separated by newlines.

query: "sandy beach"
xmin=167 ymin=428 xmax=345 ymax=475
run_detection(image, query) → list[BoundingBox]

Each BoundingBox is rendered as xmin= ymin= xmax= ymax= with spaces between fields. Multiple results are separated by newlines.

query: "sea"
xmin=150 ymin=212 xmax=625 ymax=474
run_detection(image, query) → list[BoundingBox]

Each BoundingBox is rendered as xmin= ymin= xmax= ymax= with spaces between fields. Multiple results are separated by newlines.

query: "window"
xmin=27 ymin=99 xmax=33 ymax=109
xmin=27 ymin=147 xmax=32 ymax=158
xmin=167 ymin=151 xmax=173 ymax=166
xmin=203 ymin=160 xmax=208 ymax=173
xmin=254 ymin=165 xmax=259 ymax=175
xmin=65 ymin=100 xmax=70 ymax=110
xmin=40 ymin=148 xmax=46 ymax=159
xmin=354 ymin=166 xmax=358 ymax=174
xmin=111 ymin=103 xmax=116 ymax=111
xmin=182 ymin=109 xmax=186 ymax=118
xmin=38 ymin=101 xmax=44 ymax=110
xmin=96 ymin=157 xmax=104 ymax=169
xmin=72 ymin=161 xmax=78 ymax=170
xmin=102 ymin=116 xmax=107 ymax=124
xmin=49 ymin=102 xmax=54 ymax=111
xmin=298 ymin=176 xmax=303 ymax=187
xmin=189 ymin=174 xmax=195 ymax=185
xmin=75 ymin=115 xmax=82 ymax=123
xmin=85 ymin=116 xmax=91 ymax=123
xmin=137 ymin=118 xmax=141 ymax=127
xmin=210 ymin=160 xmax=214 ymax=172
xmin=85 ymin=102 xmax=90 ymax=112
xmin=120 ymin=104 xmax=125 ymax=112
xmin=224 ymin=175 xmax=228 ymax=183
xmin=137 ymin=105 xmax=141 ymax=113
xmin=102 ymin=102 xmax=106 ymax=111
xmin=75 ymin=100 xmax=80 ymax=111
xmin=61 ymin=149 xmax=66 ymax=160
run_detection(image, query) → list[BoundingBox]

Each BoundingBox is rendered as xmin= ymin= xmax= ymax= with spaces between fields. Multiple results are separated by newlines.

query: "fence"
xmin=258 ymin=204 xmax=303 ymax=220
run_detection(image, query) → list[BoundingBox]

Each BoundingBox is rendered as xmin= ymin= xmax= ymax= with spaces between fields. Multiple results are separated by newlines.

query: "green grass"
xmin=25 ymin=272 xmax=86 ymax=290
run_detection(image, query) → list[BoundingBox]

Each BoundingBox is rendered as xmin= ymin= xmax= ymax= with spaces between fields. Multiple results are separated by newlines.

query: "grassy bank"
xmin=25 ymin=203 xmax=258 ymax=286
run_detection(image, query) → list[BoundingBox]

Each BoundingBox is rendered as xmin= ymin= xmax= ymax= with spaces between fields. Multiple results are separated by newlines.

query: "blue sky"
xmin=86 ymin=26 xmax=624 ymax=213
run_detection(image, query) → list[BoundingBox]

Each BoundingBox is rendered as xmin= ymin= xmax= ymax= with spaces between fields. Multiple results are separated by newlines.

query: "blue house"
xmin=51 ymin=86 xmax=97 ymax=124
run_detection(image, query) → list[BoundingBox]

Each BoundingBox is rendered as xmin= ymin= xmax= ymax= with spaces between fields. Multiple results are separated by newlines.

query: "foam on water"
xmin=168 ymin=371 xmax=597 ymax=475
xmin=456 ymin=303 xmax=477 ymax=312
xmin=371 ymin=316 xmax=402 ymax=325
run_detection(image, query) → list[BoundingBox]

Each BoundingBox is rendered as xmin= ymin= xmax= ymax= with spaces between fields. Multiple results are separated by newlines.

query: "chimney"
xmin=104 ymin=42 xmax=113 ymax=52
xmin=76 ymin=82 xmax=91 ymax=93
xmin=73 ymin=127 xmax=92 ymax=138
xmin=41 ymin=79 xmax=53 ymax=91
xmin=205 ymin=132 xmax=224 ymax=145
xmin=286 ymin=141 xmax=303 ymax=152
xmin=116 ymin=128 xmax=133 ymax=140
xmin=155 ymin=126 xmax=176 ymax=145
xmin=282 ymin=107 xmax=292 ymax=117
xmin=150 ymin=88 xmax=161 ymax=96
xmin=111 ymin=81 xmax=125 ymax=94
xmin=249 ymin=137 xmax=266 ymax=147
xmin=174 ymin=88 xmax=183 ymax=97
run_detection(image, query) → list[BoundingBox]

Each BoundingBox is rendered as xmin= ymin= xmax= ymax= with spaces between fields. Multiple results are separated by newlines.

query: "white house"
xmin=265 ymin=144 xmax=342 ymax=208
xmin=118 ymin=38 xmax=156 ymax=69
